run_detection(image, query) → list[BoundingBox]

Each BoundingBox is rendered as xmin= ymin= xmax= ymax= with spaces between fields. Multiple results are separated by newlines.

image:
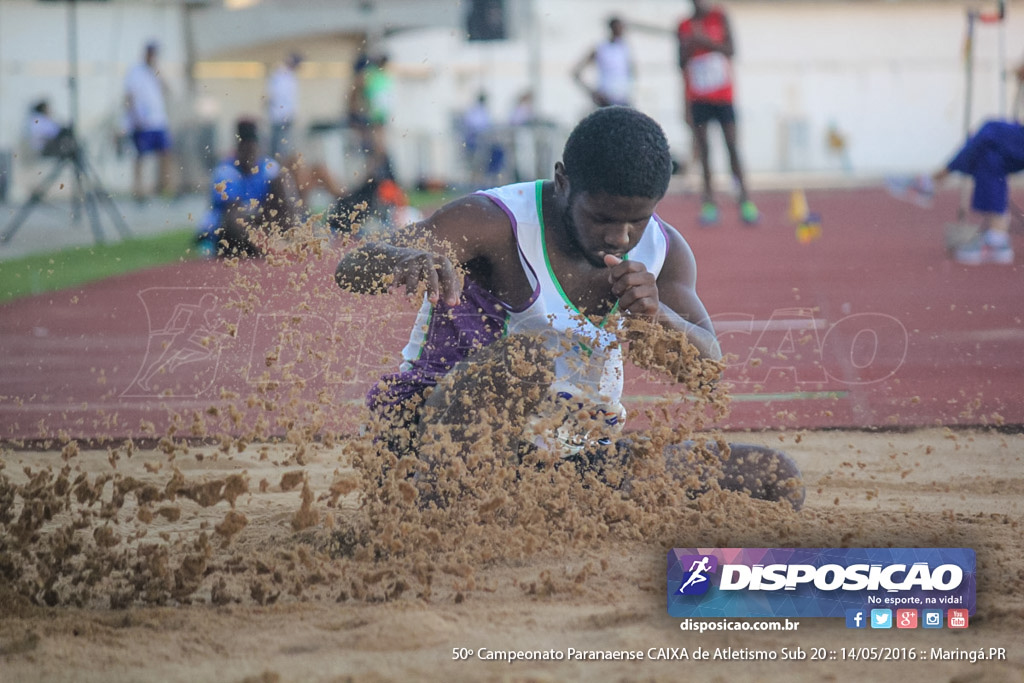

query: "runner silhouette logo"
xmin=677 ymin=555 xmax=718 ymax=595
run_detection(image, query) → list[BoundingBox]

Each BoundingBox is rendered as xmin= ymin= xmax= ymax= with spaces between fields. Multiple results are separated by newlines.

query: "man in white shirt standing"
xmin=266 ymin=52 xmax=303 ymax=161
xmin=123 ymin=41 xmax=172 ymax=201
xmin=572 ymin=16 xmax=634 ymax=108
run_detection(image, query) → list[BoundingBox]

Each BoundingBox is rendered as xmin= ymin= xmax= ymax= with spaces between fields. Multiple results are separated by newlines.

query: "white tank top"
xmin=594 ymin=40 xmax=632 ymax=104
xmin=481 ymin=180 xmax=668 ymax=408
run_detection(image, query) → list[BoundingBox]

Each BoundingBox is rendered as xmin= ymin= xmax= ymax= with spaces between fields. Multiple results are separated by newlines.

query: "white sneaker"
xmin=885 ymin=175 xmax=935 ymax=208
xmin=955 ymin=238 xmax=1014 ymax=265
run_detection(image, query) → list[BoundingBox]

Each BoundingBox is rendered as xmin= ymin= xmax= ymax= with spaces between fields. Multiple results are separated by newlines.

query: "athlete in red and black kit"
xmin=678 ymin=0 xmax=758 ymax=226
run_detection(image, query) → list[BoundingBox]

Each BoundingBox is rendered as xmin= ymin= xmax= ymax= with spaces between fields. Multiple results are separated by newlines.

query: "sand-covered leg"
xmin=664 ymin=440 xmax=805 ymax=510
xmin=414 ymin=333 xmax=557 ymax=501
xmin=419 ymin=333 xmax=556 ymax=443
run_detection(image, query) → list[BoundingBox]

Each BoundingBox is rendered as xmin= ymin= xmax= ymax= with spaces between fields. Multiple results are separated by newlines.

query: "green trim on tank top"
xmin=534 ymin=180 xmax=623 ymax=335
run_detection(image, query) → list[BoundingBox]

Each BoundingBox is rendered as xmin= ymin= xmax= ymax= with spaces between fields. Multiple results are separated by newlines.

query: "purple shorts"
xmin=133 ymin=129 xmax=171 ymax=155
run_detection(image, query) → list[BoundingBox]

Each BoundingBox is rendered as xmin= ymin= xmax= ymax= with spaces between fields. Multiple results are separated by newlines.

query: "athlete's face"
xmin=556 ymin=171 xmax=660 ymax=268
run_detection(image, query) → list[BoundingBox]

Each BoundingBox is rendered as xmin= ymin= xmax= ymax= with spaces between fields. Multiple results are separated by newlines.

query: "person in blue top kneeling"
xmin=197 ymin=119 xmax=300 ymax=258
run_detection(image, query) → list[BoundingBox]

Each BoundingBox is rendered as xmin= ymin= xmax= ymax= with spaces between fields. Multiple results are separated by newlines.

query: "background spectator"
xmin=123 ymin=41 xmax=173 ymax=202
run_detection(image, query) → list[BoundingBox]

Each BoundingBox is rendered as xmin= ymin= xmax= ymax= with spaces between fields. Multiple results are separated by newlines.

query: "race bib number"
xmin=687 ymin=52 xmax=730 ymax=95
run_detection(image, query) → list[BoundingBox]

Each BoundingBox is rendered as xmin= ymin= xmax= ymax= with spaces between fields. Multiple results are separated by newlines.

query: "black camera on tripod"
xmin=41 ymin=127 xmax=81 ymax=161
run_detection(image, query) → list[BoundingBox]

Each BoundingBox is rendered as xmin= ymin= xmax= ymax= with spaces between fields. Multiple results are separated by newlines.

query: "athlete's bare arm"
xmin=715 ymin=13 xmax=736 ymax=57
xmin=571 ymin=49 xmax=597 ymax=88
xmin=335 ymin=194 xmax=515 ymax=306
xmin=605 ymin=223 xmax=720 ymax=361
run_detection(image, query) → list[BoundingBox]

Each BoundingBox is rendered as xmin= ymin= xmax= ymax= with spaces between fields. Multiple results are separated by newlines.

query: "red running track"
xmin=1 ymin=185 xmax=1021 ymax=442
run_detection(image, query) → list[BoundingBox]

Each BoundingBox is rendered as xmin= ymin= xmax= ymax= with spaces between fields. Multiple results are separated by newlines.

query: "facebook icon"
xmin=845 ymin=609 xmax=867 ymax=629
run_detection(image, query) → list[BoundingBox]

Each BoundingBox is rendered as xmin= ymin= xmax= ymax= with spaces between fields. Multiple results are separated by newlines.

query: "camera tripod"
xmin=1 ymin=0 xmax=130 ymax=247
xmin=0 ymin=133 xmax=131 ymax=245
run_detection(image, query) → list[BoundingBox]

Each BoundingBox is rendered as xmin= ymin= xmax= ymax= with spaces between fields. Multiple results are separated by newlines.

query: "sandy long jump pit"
xmin=1 ymin=202 xmax=1023 ymax=683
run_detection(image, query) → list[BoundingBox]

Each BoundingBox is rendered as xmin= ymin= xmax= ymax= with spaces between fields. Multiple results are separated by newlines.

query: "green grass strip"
xmin=0 ymin=190 xmax=454 ymax=305
xmin=0 ymin=228 xmax=198 ymax=304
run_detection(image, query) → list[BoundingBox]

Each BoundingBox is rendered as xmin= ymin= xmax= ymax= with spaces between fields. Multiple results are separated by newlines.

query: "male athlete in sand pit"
xmin=336 ymin=106 xmax=804 ymax=509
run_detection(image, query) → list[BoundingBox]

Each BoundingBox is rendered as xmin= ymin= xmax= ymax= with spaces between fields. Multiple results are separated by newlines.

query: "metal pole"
xmin=527 ymin=0 xmax=545 ymax=178
xmin=959 ymin=9 xmax=977 ymax=221
xmin=528 ymin=0 xmax=541 ymax=115
xmin=997 ymin=0 xmax=1006 ymax=116
xmin=963 ymin=10 xmax=975 ymax=139
xmin=68 ymin=0 xmax=80 ymax=133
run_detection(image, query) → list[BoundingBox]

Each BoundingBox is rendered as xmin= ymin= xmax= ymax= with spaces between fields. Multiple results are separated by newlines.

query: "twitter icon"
xmin=871 ymin=609 xmax=893 ymax=629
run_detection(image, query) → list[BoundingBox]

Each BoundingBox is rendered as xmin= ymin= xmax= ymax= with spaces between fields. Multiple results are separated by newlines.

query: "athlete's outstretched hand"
xmin=604 ymin=254 xmax=659 ymax=318
xmin=393 ymin=247 xmax=461 ymax=307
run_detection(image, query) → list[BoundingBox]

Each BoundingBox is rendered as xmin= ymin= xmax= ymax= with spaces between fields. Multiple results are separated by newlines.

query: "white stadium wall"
xmin=0 ymin=0 xmax=1020 ymax=200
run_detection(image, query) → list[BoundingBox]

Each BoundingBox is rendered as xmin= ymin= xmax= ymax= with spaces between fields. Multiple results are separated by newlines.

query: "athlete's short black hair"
xmin=561 ymin=106 xmax=672 ymax=199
